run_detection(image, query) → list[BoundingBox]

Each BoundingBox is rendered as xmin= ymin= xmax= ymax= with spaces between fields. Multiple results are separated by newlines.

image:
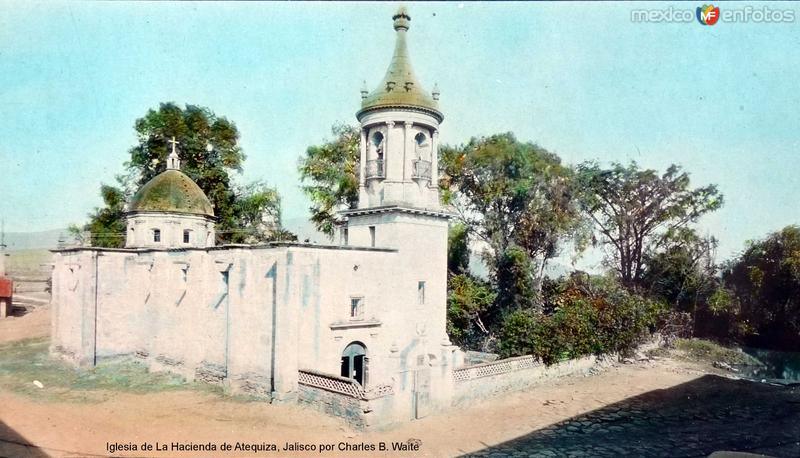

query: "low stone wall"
xmin=452 ymin=355 xmax=601 ymax=407
xmin=297 ymin=384 xmax=369 ymax=429
xmin=296 ymin=369 xmax=397 ymax=430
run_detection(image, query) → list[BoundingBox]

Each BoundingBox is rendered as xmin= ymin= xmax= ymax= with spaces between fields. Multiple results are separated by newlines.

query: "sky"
xmin=0 ymin=1 xmax=798 ymax=263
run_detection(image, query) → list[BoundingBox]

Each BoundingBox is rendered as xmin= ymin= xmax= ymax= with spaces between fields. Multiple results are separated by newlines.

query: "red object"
xmin=0 ymin=277 xmax=12 ymax=299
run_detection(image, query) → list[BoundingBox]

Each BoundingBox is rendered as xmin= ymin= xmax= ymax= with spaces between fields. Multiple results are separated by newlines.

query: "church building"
xmin=50 ymin=7 xmax=467 ymax=427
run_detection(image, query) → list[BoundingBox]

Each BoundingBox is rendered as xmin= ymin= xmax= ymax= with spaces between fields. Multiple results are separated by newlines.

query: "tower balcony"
xmin=366 ymin=159 xmax=385 ymax=180
xmin=412 ymin=159 xmax=432 ymax=181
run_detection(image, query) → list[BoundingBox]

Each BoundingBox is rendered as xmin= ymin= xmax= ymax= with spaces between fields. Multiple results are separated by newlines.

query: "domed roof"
xmin=128 ymin=170 xmax=214 ymax=218
xmin=356 ymin=7 xmax=443 ymax=122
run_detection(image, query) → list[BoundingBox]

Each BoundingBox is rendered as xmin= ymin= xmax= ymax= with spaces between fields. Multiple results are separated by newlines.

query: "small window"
xmin=183 ymin=229 xmax=190 ymax=244
xmin=415 ymin=132 xmax=426 ymax=146
xmin=369 ymin=226 xmax=376 ymax=247
xmin=372 ymin=131 xmax=384 ymax=147
xmin=418 ymin=281 xmax=426 ymax=305
xmin=343 ymin=227 xmax=349 ymax=246
xmin=153 ymin=229 xmax=161 ymax=243
xmin=350 ymin=297 xmax=364 ymax=320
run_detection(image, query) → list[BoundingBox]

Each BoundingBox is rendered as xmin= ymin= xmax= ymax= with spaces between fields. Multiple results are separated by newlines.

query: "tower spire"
xmin=356 ymin=5 xmax=442 ymax=122
xmin=393 ymin=5 xmax=410 ymax=31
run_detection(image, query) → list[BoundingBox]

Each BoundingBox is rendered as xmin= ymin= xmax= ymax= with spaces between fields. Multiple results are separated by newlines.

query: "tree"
xmin=577 ymin=162 xmax=723 ymax=289
xmin=70 ymin=184 xmax=128 ymax=248
xmin=298 ymin=123 xmax=360 ymax=236
xmin=440 ymin=133 xmax=587 ymax=300
xmin=232 ymin=181 xmax=297 ymax=243
xmin=641 ymin=228 xmax=718 ymax=313
xmin=447 ymin=274 xmax=496 ymax=349
xmin=447 ymin=222 xmax=471 ymax=276
xmin=493 ymin=245 xmax=536 ymax=313
xmin=722 ymin=225 xmax=800 ymax=350
xmin=77 ymin=103 xmax=291 ymax=246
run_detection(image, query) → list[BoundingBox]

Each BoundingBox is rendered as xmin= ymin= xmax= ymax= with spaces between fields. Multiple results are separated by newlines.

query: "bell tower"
xmin=340 ymin=7 xmax=452 ymax=350
xmin=355 ymin=5 xmax=443 ymax=211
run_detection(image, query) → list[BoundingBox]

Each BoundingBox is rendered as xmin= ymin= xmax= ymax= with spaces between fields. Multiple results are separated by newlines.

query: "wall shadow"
xmin=0 ymin=420 xmax=50 ymax=457
xmin=463 ymin=375 xmax=800 ymax=458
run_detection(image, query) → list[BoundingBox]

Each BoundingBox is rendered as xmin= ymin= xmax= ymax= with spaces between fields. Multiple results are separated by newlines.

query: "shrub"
xmin=499 ymin=275 xmax=665 ymax=364
xmin=497 ymin=309 xmax=538 ymax=358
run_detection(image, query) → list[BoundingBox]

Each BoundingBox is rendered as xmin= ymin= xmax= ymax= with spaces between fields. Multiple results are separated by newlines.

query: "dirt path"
xmin=1 ymin=356 xmax=708 ymax=457
xmin=0 ymin=305 xmax=49 ymax=344
xmin=5 ymin=307 xmax=791 ymax=458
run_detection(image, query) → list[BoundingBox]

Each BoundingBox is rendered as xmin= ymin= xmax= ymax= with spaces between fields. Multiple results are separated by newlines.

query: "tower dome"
xmin=124 ymin=139 xmax=216 ymax=249
xmin=356 ymin=6 xmax=442 ymax=123
xmin=128 ymin=170 xmax=214 ymax=217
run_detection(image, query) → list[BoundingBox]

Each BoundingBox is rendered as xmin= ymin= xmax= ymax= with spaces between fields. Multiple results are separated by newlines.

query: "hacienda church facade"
xmin=50 ymin=8 xmax=600 ymax=428
xmin=50 ymin=7 xmax=464 ymax=426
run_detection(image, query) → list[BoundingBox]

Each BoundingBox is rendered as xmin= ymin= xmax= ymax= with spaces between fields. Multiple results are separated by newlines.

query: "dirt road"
xmin=2 ymin=307 xmax=797 ymax=458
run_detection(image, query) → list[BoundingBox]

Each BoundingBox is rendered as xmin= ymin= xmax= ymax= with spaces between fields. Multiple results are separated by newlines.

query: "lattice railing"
xmin=412 ymin=159 xmax=432 ymax=180
xmin=298 ymin=370 xmax=394 ymax=400
xmin=299 ymin=369 xmax=364 ymax=398
xmin=453 ymin=355 xmax=539 ymax=382
xmin=365 ymin=159 xmax=385 ymax=179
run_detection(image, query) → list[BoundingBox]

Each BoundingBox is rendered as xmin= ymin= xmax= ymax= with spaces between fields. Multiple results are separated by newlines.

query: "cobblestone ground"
xmin=464 ymin=375 xmax=800 ymax=458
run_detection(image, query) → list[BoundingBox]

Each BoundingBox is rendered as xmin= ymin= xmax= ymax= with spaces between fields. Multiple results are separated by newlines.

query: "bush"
xmin=499 ymin=275 xmax=665 ymax=364
xmin=497 ymin=309 xmax=538 ymax=358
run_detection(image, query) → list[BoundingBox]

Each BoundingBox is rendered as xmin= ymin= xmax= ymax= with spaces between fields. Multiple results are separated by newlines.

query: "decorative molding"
xmin=356 ymin=104 xmax=444 ymax=123
xmin=339 ymin=205 xmax=453 ymax=219
xmin=329 ymin=319 xmax=382 ymax=330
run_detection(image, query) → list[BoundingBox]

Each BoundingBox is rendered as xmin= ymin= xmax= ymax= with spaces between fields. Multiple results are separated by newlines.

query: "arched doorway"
xmin=340 ymin=341 xmax=368 ymax=387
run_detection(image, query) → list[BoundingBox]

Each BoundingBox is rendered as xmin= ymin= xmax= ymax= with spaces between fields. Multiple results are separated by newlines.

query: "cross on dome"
xmin=167 ymin=136 xmax=181 ymax=170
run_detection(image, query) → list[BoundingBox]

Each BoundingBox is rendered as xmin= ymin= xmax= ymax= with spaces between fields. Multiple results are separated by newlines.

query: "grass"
xmin=674 ymin=338 xmax=763 ymax=366
xmin=5 ymin=249 xmax=51 ymax=277
xmin=0 ymin=337 xmax=222 ymax=403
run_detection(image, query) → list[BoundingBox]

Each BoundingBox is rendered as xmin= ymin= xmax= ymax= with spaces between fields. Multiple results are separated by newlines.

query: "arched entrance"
xmin=340 ymin=341 xmax=368 ymax=387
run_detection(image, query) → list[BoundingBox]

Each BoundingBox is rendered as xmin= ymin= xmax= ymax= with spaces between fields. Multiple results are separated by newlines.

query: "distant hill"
xmin=282 ymin=217 xmax=332 ymax=244
xmin=3 ymin=229 xmax=66 ymax=251
xmin=5 ymin=249 xmax=52 ymax=278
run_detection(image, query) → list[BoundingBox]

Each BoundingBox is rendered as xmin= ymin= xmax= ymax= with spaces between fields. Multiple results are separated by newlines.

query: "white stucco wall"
xmin=125 ymin=212 xmax=215 ymax=249
xmin=49 ymin=235 xmax=453 ymax=400
xmin=358 ymin=109 xmax=441 ymax=210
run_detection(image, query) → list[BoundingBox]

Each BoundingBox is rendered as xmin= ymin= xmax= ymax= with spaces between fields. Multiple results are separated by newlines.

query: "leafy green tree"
xmin=641 ymin=228 xmax=718 ymax=313
xmin=447 ymin=274 xmax=496 ymax=349
xmin=722 ymin=225 xmax=800 ymax=350
xmin=298 ymin=123 xmax=360 ymax=236
xmin=70 ymin=184 xmax=128 ymax=247
xmin=493 ymin=245 xmax=536 ymax=313
xmin=577 ymin=162 xmax=723 ymax=289
xmin=447 ymin=222 xmax=471 ymax=276
xmin=440 ymin=133 xmax=587 ymax=298
xmin=77 ymin=103 xmax=291 ymax=246
xmin=232 ymin=181 xmax=297 ymax=243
